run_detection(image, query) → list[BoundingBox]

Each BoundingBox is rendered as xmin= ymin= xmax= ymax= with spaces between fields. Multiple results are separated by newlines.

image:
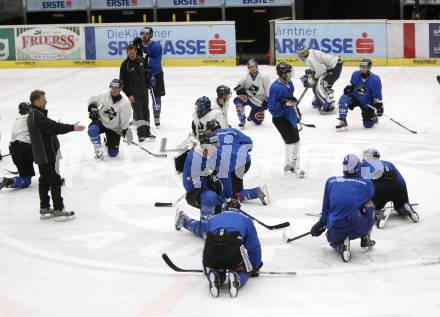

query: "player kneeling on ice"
xmin=310 ymin=154 xmax=376 ymax=262
xmin=211 ymin=85 xmax=231 ymax=126
xmin=175 ymin=131 xmax=225 ymax=237
xmin=202 ymin=199 xmax=262 ymax=298
xmin=205 ymin=119 xmax=269 ymax=205
xmin=233 ymin=59 xmax=270 ymax=128
xmin=268 ymin=62 xmax=305 ymax=178
xmin=191 ymin=96 xmax=228 ymax=137
xmin=87 ymin=79 xmax=133 ymax=159
xmin=0 ymin=102 xmax=35 ymax=191
xmin=297 ymin=47 xmax=343 ymax=113
xmin=360 ymin=148 xmax=419 ymax=229
xmin=336 ymin=59 xmax=383 ymax=130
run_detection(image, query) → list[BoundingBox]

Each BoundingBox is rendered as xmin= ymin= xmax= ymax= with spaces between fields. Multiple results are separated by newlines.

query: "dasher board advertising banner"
xmin=90 ymin=0 xmax=154 ymax=10
xmin=26 ymin=0 xmax=87 ymax=12
xmin=157 ymin=0 xmax=223 ymax=8
xmin=225 ymin=0 xmax=293 ymax=7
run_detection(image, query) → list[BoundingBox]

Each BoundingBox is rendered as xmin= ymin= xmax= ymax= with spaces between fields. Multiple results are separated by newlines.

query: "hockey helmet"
xmin=342 ymin=154 xmax=361 ymax=176
xmin=141 ymin=27 xmax=153 ymax=36
xmin=18 ymin=101 xmax=31 ymax=115
xmin=362 ymin=148 xmax=380 ymax=161
xmin=198 ymin=131 xmax=218 ymax=145
xmin=360 ymin=59 xmax=372 ymax=70
xmin=222 ymin=198 xmax=241 ymax=212
xmin=297 ymin=47 xmax=309 ymax=61
xmin=247 ymin=58 xmax=258 ymax=68
xmin=109 ymin=78 xmax=123 ymax=89
xmin=206 ymin=119 xmax=222 ymax=132
xmin=195 ymin=96 xmax=211 ymax=114
xmin=216 ymin=85 xmax=231 ymax=98
xmin=276 ymin=62 xmax=292 ymax=76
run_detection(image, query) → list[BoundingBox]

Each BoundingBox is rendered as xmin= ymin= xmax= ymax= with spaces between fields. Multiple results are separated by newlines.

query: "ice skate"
xmin=208 ymin=271 xmax=220 ymax=298
xmin=360 ymin=234 xmax=375 ymax=252
xmin=376 ymin=208 xmax=392 ymax=229
xmin=403 ymin=202 xmax=419 ymax=223
xmin=335 ymin=119 xmax=347 ymax=130
xmin=0 ymin=177 xmax=13 ymax=190
xmin=52 ymin=208 xmax=75 ymax=221
xmin=257 ymin=185 xmax=270 ymax=205
xmin=340 ymin=237 xmax=351 ymax=262
xmin=238 ymin=119 xmax=246 ymax=129
xmin=174 ymin=209 xmax=187 ymax=231
xmin=40 ymin=207 xmax=54 ymax=219
xmin=94 ymin=146 xmax=104 ymax=160
xmin=154 ymin=117 xmax=160 ymax=127
xmin=228 ymin=271 xmax=240 ymax=298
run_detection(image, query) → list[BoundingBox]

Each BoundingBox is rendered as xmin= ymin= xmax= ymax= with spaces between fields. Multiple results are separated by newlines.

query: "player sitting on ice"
xmin=87 ymin=79 xmax=133 ymax=159
xmin=297 ymin=47 xmax=343 ymax=113
xmin=202 ymin=199 xmax=262 ymax=298
xmin=268 ymin=62 xmax=305 ymax=178
xmin=310 ymin=154 xmax=376 ymax=262
xmin=0 ymin=102 xmax=35 ymax=191
xmin=336 ymin=59 xmax=383 ymax=130
xmin=233 ymin=59 xmax=270 ymax=128
xmin=175 ymin=131 xmax=225 ymax=237
xmin=211 ymin=85 xmax=231 ymax=126
xmin=205 ymin=119 xmax=269 ymax=205
xmin=360 ymin=148 xmax=419 ymax=229
xmin=191 ymin=96 xmax=228 ymax=137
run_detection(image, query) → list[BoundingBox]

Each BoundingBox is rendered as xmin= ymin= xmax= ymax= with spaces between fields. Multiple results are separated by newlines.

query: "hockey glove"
xmin=205 ymin=167 xmax=223 ymax=194
xmin=88 ymin=103 xmax=99 ymax=120
xmin=121 ymin=128 xmax=133 ymax=144
xmin=249 ymin=262 xmax=263 ymax=277
xmin=300 ymin=74 xmax=310 ymax=88
xmin=343 ymin=85 xmax=354 ymax=96
xmin=374 ymin=101 xmax=384 ymax=117
xmin=132 ymin=37 xmax=142 ymax=47
xmin=281 ymin=96 xmax=298 ymax=107
xmin=261 ymin=100 xmax=268 ymax=110
xmin=311 ymin=221 xmax=326 ymax=237
xmin=362 ymin=200 xmax=375 ymax=214
xmin=234 ymin=85 xmax=247 ymax=96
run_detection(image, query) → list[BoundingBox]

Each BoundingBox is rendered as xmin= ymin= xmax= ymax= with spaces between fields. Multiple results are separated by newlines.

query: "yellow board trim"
xmin=0 ymin=58 xmax=237 ymax=68
xmin=387 ymin=58 xmax=440 ymax=66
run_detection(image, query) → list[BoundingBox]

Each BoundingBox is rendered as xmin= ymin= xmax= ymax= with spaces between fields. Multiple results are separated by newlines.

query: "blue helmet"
xmin=195 ymin=96 xmax=211 ymax=116
xmin=343 ymin=154 xmax=361 ymax=176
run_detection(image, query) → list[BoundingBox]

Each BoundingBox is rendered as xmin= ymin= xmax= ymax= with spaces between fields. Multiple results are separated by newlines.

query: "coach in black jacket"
xmin=120 ymin=43 xmax=155 ymax=142
xmin=27 ymin=90 xmax=84 ymax=215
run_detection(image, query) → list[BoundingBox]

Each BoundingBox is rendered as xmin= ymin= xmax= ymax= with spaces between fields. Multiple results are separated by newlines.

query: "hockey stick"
xmin=159 ymin=137 xmax=186 ymax=153
xmin=305 ymin=203 xmax=419 ymax=217
xmin=1 ymin=168 xmax=18 ymax=175
xmin=113 ymin=129 xmax=167 ymax=158
xmin=367 ymin=105 xmax=417 ymax=134
xmin=283 ymin=231 xmax=311 ymax=243
xmin=295 ymin=87 xmax=309 ymax=107
xmin=437 ymin=75 xmax=440 ymax=85
xmin=154 ymin=193 xmax=186 ymax=207
xmin=239 ymin=209 xmax=290 ymax=230
xmin=1 ymin=153 xmax=11 ymax=158
xmin=162 ymin=253 xmax=296 ymax=276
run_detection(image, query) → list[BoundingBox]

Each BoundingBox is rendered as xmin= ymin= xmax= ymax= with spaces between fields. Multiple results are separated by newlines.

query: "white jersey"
xmin=237 ymin=71 xmax=271 ymax=103
xmin=11 ymin=114 xmax=30 ymax=143
xmin=305 ymin=49 xmax=339 ymax=79
xmin=211 ymin=96 xmax=230 ymax=125
xmin=192 ymin=109 xmax=228 ymax=136
xmin=87 ymin=90 xmax=132 ymax=130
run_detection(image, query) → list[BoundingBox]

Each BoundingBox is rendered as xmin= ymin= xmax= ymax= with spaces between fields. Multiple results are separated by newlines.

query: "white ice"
xmin=0 ymin=65 xmax=439 ymax=317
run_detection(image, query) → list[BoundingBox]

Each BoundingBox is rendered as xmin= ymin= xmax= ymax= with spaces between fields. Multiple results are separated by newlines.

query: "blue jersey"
xmin=360 ymin=159 xmax=406 ymax=187
xmin=182 ymin=150 xmax=216 ymax=193
xmin=268 ymin=79 xmax=298 ymax=128
xmin=142 ymin=40 xmax=163 ymax=75
xmin=215 ymin=128 xmax=253 ymax=149
xmin=350 ymin=71 xmax=382 ymax=108
xmin=321 ymin=176 xmax=375 ymax=229
xmin=207 ymin=211 xmax=262 ymax=268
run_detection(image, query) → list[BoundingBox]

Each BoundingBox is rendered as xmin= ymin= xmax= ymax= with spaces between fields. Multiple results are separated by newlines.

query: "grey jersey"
xmin=237 ymin=71 xmax=271 ymax=103
xmin=192 ymin=109 xmax=228 ymax=136
xmin=87 ymin=90 xmax=132 ymax=130
xmin=11 ymin=114 xmax=30 ymax=144
xmin=211 ymin=96 xmax=229 ymax=125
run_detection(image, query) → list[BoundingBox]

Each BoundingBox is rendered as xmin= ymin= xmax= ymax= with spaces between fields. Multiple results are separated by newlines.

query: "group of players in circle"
xmin=0 ymin=33 xmax=419 ymax=298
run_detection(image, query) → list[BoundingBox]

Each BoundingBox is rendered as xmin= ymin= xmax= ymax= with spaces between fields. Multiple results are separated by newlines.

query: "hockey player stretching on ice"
xmin=211 ymin=85 xmax=231 ymax=126
xmin=297 ymin=47 xmax=342 ymax=113
xmin=310 ymin=154 xmax=376 ymax=262
xmin=268 ymin=62 xmax=305 ymax=177
xmin=191 ymin=96 xmax=228 ymax=137
xmin=233 ymin=59 xmax=270 ymax=128
xmin=87 ymin=79 xmax=133 ymax=159
xmin=175 ymin=131 xmax=225 ymax=237
xmin=202 ymin=199 xmax=262 ymax=298
xmin=360 ymin=148 xmax=419 ymax=229
xmin=0 ymin=102 xmax=35 ymax=191
xmin=205 ymin=119 xmax=269 ymax=205
xmin=336 ymin=59 xmax=383 ymax=130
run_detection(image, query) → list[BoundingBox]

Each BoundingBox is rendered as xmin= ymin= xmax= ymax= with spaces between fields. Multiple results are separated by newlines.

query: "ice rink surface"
xmin=0 ymin=65 xmax=439 ymax=317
